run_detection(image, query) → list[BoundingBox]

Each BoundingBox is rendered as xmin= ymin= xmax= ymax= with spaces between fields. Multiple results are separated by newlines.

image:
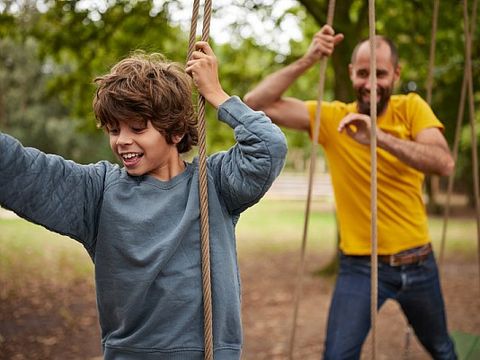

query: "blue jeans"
xmin=324 ymin=252 xmax=457 ymax=360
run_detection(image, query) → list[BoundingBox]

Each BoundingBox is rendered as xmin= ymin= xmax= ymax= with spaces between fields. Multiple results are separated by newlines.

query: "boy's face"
xmin=107 ymin=119 xmax=182 ymax=180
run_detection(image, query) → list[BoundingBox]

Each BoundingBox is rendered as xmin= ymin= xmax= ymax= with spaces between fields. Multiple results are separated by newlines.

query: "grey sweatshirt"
xmin=0 ymin=96 xmax=287 ymax=359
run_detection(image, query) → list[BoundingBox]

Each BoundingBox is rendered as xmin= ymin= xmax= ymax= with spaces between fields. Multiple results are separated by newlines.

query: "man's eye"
xmin=132 ymin=127 xmax=146 ymax=133
xmin=108 ymin=128 xmax=119 ymax=135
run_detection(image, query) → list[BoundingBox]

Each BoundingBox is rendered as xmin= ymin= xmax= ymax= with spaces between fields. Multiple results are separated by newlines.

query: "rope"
xmin=187 ymin=1 xmax=214 ymax=359
xmin=404 ymin=1 xmax=440 ymax=357
xmin=426 ymin=0 xmax=439 ymax=106
xmin=288 ymin=1 xmax=336 ymax=358
xmin=424 ymin=1 xmax=441 ymax=217
xmin=368 ymin=1 xmax=378 ymax=359
xmin=187 ymin=0 xmax=200 ymax=63
xmin=462 ymin=0 xmax=480 ymax=291
xmin=439 ymin=0 xmax=478 ymax=269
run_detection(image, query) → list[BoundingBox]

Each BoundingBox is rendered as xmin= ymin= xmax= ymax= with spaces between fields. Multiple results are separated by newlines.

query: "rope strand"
xmin=439 ymin=0 xmax=478 ymax=271
xmin=187 ymin=1 xmax=214 ymax=359
xmin=462 ymin=0 xmax=480 ymax=292
xmin=288 ymin=1 xmax=336 ymax=358
xmin=368 ymin=1 xmax=378 ymax=359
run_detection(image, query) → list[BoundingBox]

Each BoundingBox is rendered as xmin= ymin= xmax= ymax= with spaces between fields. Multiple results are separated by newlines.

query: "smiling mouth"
xmin=120 ymin=152 xmax=143 ymax=167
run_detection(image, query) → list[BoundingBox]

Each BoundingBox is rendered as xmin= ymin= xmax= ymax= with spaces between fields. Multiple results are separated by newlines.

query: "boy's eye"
xmin=131 ymin=126 xmax=146 ymax=133
xmin=107 ymin=127 xmax=119 ymax=135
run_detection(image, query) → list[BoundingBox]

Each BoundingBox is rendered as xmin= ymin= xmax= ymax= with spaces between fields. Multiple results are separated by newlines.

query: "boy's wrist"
xmin=207 ymin=90 xmax=230 ymax=109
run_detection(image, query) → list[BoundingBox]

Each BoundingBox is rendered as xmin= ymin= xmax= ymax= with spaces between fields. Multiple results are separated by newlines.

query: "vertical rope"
xmin=368 ymin=1 xmax=378 ymax=360
xmin=426 ymin=0 xmax=439 ymax=106
xmin=187 ymin=0 xmax=200 ymax=62
xmin=440 ymin=0 xmax=478 ymax=269
xmin=405 ymin=2 xmax=441 ymax=358
xmin=425 ymin=0 xmax=441 ymax=214
xmin=462 ymin=0 xmax=480 ymax=291
xmin=288 ymin=1 xmax=336 ymax=358
xmin=187 ymin=1 xmax=214 ymax=359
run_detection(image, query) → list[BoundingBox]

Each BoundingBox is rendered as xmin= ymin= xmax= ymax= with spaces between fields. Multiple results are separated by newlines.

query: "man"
xmin=244 ymin=25 xmax=457 ymax=359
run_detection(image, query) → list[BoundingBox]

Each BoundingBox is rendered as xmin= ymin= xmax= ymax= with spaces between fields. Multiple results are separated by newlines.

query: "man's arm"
xmin=378 ymin=127 xmax=454 ymax=176
xmin=338 ymin=113 xmax=455 ymax=176
xmin=244 ymin=25 xmax=343 ymax=133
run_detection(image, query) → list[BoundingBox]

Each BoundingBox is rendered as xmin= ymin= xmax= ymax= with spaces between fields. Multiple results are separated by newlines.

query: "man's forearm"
xmin=244 ymin=56 xmax=316 ymax=110
xmin=377 ymin=131 xmax=455 ymax=176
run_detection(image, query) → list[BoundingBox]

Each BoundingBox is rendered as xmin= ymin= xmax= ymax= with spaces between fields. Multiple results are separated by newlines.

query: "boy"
xmin=0 ymin=41 xmax=287 ymax=359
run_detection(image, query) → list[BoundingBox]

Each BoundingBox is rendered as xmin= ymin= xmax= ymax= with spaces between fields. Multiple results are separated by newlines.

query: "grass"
xmin=0 ymin=199 xmax=477 ymax=288
xmin=236 ymin=200 xmax=337 ymax=254
xmin=0 ymin=219 xmax=93 ymax=291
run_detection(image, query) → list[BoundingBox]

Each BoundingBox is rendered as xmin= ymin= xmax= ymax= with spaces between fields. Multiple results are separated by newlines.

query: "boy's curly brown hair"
xmin=93 ymin=52 xmax=198 ymax=153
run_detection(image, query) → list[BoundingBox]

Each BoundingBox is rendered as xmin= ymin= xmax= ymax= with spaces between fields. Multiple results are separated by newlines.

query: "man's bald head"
xmin=351 ymin=36 xmax=399 ymax=68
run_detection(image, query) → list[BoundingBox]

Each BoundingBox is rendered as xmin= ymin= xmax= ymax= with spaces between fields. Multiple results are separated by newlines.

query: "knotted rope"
xmin=187 ymin=1 xmax=214 ymax=358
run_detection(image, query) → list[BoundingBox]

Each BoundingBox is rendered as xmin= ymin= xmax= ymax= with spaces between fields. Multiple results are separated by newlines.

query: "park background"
xmin=0 ymin=0 xmax=479 ymax=359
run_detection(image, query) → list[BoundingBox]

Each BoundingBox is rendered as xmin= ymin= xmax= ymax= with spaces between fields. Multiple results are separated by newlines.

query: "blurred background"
xmin=0 ymin=1 xmax=479 ymax=359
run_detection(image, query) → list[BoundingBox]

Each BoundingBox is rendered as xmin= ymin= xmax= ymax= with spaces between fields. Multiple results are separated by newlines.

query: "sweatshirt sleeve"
xmin=0 ymin=132 xmax=107 ymax=255
xmin=207 ymin=96 xmax=287 ymax=214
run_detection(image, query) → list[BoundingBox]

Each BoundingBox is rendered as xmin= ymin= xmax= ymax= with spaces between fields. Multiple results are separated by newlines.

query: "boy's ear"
xmin=172 ymin=134 xmax=184 ymax=144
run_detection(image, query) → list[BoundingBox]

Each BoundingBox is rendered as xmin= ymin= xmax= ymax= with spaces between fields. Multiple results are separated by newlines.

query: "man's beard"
xmin=356 ymin=85 xmax=392 ymax=116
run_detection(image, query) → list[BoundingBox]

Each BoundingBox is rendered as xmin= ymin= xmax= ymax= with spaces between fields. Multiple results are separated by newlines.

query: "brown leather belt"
xmin=378 ymin=243 xmax=432 ymax=266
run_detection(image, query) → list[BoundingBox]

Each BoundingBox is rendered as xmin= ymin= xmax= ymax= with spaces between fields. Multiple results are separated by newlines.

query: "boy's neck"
xmin=151 ymin=158 xmax=186 ymax=182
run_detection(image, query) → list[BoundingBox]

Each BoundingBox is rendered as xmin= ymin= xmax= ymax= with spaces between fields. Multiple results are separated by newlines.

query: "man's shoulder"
xmin=306 ymin=99 xmax=356 ymax=112
xmin=388 ymin=93 xmax=431 ymax=116
xmin=390 ymin=92 xmax=426 ymax=106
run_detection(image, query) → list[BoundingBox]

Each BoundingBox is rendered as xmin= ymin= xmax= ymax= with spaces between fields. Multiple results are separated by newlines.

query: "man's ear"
xmin=394 ymin=65 xmax=401 ymax=82
xmin=348 ymin=63 xmax=354 ymax=80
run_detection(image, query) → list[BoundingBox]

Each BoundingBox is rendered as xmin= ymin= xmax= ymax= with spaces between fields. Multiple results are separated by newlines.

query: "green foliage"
xmin=296 ymin=0 xmax=480 ymax=197
xmin=0 ymin=0 xmax=478 ymax=186
xmin=0 ymin=35 xmax=111 ymax=163
xmin=31 ymin=0 xmax=189 ymax=129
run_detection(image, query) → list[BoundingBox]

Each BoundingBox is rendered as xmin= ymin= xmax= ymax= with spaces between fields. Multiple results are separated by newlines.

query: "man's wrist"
xmin=297 ymin=55 xmax=317 ymax=70
xmin=376 ymin=129 xmax=393 ymax=150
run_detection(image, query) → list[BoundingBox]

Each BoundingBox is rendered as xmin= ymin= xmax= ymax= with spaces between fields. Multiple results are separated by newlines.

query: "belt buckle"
xmin=389 ymin=255 xmax=399 ymax=267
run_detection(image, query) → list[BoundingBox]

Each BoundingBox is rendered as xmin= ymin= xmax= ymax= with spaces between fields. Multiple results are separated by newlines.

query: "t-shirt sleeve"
xmin=407 ymin=93 xmax=445 ymax=138
xmin=305 ymin=100 xmax=339 ymax=146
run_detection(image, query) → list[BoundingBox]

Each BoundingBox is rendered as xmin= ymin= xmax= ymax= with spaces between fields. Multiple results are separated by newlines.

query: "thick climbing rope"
xmin=288 ymin=1 xmax=336 ymax=358
xmin=462 ymin=0 xmax=480 ymax=290
xmin=186 ymin=1 xmax=214 ymax=359
xmin=368 ymin=1 xmax=378 ymax=359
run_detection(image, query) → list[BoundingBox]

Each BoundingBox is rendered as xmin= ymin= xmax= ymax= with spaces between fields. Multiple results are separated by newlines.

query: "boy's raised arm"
xmin=0 ymin=133 xmax=105 ymax=253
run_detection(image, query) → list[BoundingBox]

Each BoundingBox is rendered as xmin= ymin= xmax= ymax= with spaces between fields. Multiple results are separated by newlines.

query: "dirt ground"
xmin=1 ymin=250 xmax=479 ymax=360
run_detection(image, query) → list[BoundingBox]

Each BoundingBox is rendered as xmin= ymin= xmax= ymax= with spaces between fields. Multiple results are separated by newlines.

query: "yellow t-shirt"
xmin=306 ymin=93 xmax=444 ymax=255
